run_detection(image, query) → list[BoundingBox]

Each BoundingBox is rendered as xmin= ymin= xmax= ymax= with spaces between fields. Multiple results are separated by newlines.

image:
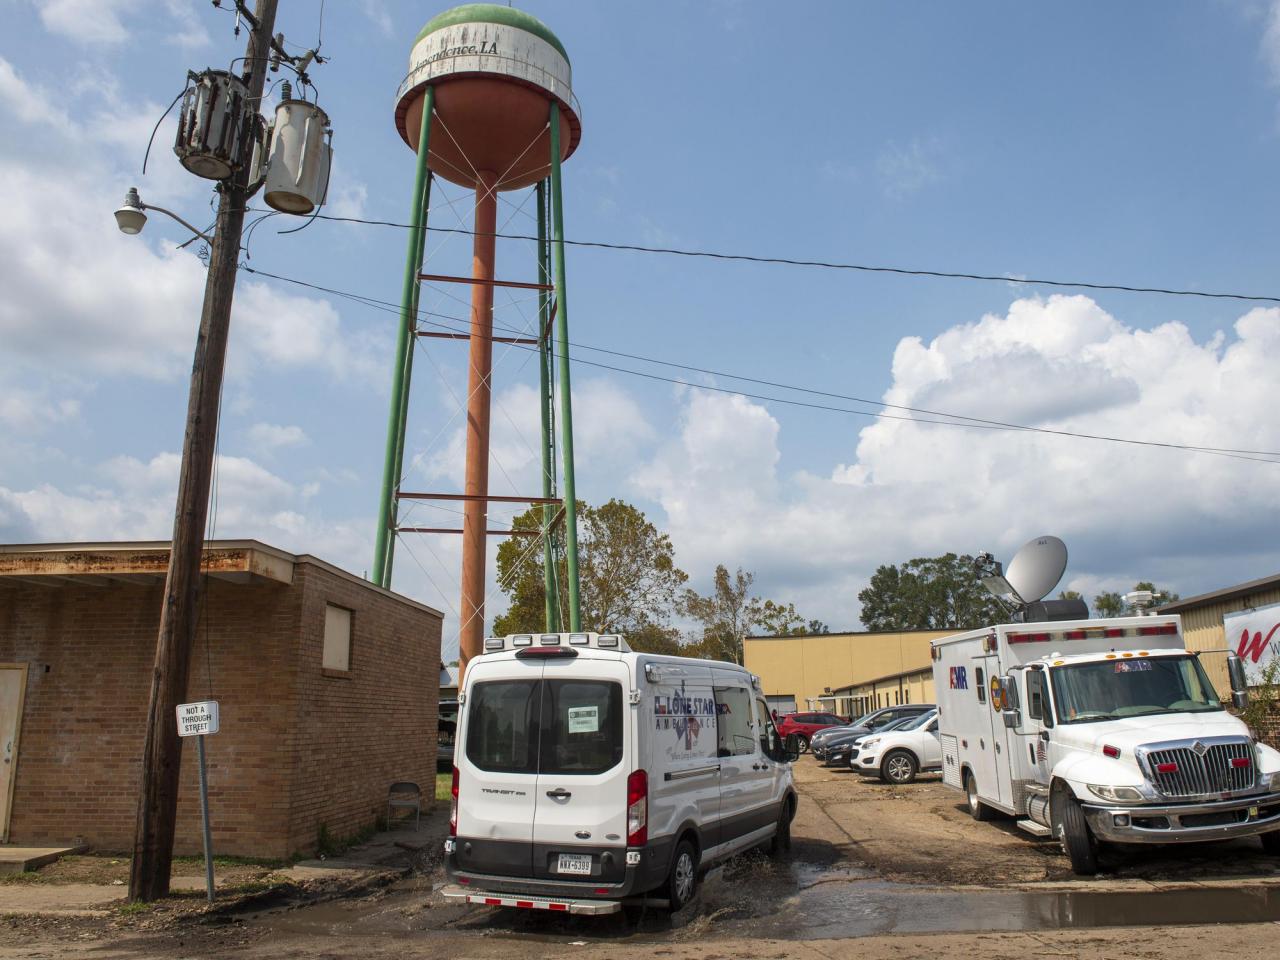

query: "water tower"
xmin=372 ymin=4 xmax=584 ymax=673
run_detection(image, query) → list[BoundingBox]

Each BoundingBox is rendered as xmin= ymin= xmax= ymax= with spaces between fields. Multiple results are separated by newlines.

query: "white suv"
xmin=850 ymin=710 xmax=941 ymax=784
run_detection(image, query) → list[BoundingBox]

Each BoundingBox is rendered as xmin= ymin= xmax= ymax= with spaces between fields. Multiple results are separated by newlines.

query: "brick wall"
xmin=282 ymin=563 xmax=440 ymax=855
xmin=0 ymin=578 xmax=298 ymax=857
xmin=0 ymin=564 xmax=440 ymax=861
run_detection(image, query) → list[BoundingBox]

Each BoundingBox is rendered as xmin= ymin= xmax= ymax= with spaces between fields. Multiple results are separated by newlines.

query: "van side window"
xmin=754 ymin=698 xmax=780 ymax=757
xmin=976 ymin=667 xmax=987 ymax=704
xmin=714 ymin=686 xmax=755 ymax=757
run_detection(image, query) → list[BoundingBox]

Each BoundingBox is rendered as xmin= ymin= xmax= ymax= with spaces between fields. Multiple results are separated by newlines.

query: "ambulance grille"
xmin=1144 ymin=739 xmax=1255 ymax=798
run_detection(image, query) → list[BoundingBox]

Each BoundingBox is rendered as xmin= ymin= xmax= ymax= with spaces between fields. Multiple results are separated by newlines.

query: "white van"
xmin=441 ymin=632 xmax=800 ymax=914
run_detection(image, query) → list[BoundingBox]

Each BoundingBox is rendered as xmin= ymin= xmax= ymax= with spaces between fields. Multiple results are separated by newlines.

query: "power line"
xmin=280 ymin=211 xmax=1280 ymax=306
xmin=237 ymin=264 xmax=1280 ymax=464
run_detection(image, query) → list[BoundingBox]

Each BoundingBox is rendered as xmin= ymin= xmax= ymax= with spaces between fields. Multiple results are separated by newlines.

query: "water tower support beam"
xmin=458 ymin=170 xmax=499 ymax=671
xmin=374 ymin=86 xmax=435 ymax=588
xmin=536 ymin=179 xmax=560 ymax=632
xmin=548 ymin=102 xmax=582 ymax=631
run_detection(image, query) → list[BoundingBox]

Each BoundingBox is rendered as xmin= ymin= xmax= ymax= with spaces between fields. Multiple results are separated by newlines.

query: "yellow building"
xmin=1161 ymin=573 xmax=1280 ymax=690
xmin=743 ymin=629 xmax=951 ymax=717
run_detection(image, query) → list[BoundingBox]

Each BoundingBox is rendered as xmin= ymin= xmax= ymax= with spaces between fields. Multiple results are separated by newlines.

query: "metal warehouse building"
xmin=744 ymin=629 xmax=951 ymax=718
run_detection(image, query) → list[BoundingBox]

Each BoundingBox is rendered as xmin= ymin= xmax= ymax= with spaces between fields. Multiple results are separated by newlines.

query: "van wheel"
xmin=666 ymin=840 xmax=699 ymax=911
xmin=1053 ymin=790 xmax=1099 ymax=876
xmin=1261 ymin=831 xmax=1280 ymax=855
xmin=881 ymin=750 xmax=918 ymax=785
xmin=965 ymin=771 xmax=994 ymax=821
xmin=769 ymin=799 xmax=794 ymax=856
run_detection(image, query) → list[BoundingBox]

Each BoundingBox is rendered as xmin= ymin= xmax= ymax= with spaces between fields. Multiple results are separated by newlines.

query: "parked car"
xmin=849 ymin=709 xmax=941 ymax=784
xmin=821 ymin=714 xmax=921 ymax=767
xmin=776 ymin=711 xmax=850 ymax=752
xmin=437 ymin=698 xmax=459 ymax=772
xmin=810 ymin=704 xmax=935 ymax=761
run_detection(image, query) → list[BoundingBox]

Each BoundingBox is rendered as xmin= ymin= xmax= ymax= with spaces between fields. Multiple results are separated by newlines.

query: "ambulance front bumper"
xmin=1083 ymin=790 xmax=1280 ymax=843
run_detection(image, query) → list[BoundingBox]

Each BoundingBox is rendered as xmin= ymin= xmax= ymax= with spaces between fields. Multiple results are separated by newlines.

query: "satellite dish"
xmin=1003 ymin=536 xmax=1068 ymax=604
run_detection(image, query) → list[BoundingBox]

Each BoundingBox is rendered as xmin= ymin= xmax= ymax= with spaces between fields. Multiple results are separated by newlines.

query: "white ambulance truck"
xmin=932 ymin=614 xmax=1280 ymax=875
xmin=441 ymin=632 xmax=800 ymax=914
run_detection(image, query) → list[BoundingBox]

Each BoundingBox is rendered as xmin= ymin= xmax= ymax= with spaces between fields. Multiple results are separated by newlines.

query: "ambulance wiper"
xmin=1070 ymin=711 xmax=1120 ymax=723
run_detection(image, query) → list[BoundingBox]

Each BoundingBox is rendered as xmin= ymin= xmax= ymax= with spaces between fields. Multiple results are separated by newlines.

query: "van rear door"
xmin=531 ymin=660 xmax=632 ymax=884
xmin=454 ymin=659 xmax=543 ymax=878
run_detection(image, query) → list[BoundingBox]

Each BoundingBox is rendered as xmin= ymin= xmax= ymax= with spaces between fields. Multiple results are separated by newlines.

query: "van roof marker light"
xmin=540 ymin=634 xmax=562 ymax=646
xmin=484 ymin=637 xmax=504 ymax=651
xmin=598 ymin=634 xmax=620 ymax=648
xmin=568 ymin=633 xmax=591 ymax=645
xmin=512 ymin=635 xmax=533 ymax=647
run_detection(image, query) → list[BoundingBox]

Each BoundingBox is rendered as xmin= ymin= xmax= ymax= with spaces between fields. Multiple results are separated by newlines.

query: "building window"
xmin=323 ymin=604 xmax=352 ymax=673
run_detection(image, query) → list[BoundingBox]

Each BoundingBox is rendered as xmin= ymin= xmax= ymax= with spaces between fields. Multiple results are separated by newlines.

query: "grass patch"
xmin=117 ymin=901 xmax=150 ymax=916
xmin=230 ymin=877 xmax=284 ymax=895
xmin=435 ymin=772 xmax=452 ymax=801
xmin=315 ymin=821 xmax=379 ymax=859
xmin=0 ymin=872 xmax=43 ymax=885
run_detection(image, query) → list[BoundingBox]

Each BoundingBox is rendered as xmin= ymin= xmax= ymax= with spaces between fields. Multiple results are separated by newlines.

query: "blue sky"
xmin=3 ymin=1 xmax=1280 ymax=657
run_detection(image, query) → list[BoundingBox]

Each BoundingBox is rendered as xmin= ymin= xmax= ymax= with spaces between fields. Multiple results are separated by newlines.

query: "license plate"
xmin=556 ymin=854 xmax=592 ymax=875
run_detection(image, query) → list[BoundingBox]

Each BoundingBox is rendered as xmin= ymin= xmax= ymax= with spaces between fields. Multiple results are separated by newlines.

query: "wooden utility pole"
xmin=129 ymin=0 xmax=279 ymax=902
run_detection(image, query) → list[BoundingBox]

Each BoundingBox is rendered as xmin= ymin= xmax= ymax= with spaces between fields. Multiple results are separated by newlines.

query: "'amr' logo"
xmin=949 ymin=666 xmax=968 ymax=690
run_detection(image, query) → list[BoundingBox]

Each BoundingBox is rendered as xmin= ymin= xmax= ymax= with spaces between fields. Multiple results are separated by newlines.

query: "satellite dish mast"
xmin=977 ymin=536 xmax=1074 ymax=623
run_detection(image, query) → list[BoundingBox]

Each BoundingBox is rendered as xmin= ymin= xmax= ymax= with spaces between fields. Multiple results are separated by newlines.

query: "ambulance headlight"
xmin=1265 ymin=770 xmax=1280 ymax=792
xmin=1087 ymin=784 xmax=1144 ymax=804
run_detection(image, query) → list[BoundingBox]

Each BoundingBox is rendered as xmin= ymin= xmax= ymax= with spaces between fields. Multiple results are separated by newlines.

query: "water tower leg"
xmin=459 ymin=170 xmax=499 ymax=671
xmin=374 ymin=87 xmax=435 ymax=588
xmin=549 ymin=102 xmax=582 ymax=632
xmin=536 ymin=179 xmax=561 ymax=633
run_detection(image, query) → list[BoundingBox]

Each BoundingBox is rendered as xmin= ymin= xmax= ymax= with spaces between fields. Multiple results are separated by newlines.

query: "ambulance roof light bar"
xmin=481 ymin=632 xmax=632 ymax=654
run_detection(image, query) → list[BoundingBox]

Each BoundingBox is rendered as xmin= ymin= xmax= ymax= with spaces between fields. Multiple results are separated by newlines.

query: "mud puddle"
xmin=253 ymin=852 xmax=1280 ymax=944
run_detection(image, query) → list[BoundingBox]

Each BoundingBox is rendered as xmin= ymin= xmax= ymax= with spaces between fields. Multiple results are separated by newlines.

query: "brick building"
xmin=0 ymin=541 xmax=442 ymax=859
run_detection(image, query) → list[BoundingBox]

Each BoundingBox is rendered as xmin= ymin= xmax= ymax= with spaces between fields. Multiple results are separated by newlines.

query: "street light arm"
xmin=141 ymin=203 xmax=214 ymax=244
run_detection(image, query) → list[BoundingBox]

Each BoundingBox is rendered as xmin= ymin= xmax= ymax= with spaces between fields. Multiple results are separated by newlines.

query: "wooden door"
xmin=0 ymin=665 xmax=28 ymax=842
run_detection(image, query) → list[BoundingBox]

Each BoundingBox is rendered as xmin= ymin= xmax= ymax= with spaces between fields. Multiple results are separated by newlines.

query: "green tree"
xmin=1092 ymin=582 xmax=1180 ymax=619
xmin=683 ymin=566 xmax=826 ymax=664
xmin=1093 ymin=591 xmax=1124 ymax=618
xmin=857 ymin=553 xmax=1007 ymax=631
xmin=492 ymin=499 xmax=688 ymax=645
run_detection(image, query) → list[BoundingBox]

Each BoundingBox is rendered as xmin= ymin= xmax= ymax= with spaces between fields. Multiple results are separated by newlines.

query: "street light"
xmin=114 ymin=187 xmax=214 ymax=244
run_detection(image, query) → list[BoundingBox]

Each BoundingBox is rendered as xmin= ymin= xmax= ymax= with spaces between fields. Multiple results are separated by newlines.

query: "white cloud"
xmin=1264 ymin=0 xmax=1280 ymax=84
xmin=636 ymin=296 xmax=1280 ymax=629
xmin=0 ymin=56 xmax=71 ymax=130
xmin=163 ymin=0 xmax=209 ymax=48
xmin=360 ymin=0 xmax=393 ymax=36
xmin=247 ymin=422 xmax=309 ymax=456
xmin=877 ymin=138 xmax=943 ymax=199
xmin=35 ymin=0 xmax=139 ymax=43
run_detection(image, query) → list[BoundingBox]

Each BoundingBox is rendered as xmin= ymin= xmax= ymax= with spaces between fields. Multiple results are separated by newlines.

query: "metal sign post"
xmin=176 ymin=701 xmax=219 ymax=903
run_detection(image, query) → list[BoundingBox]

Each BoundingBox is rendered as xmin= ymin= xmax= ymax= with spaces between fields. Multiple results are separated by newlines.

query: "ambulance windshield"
xmin=1050 ymin=655 xmax=1223 ymax=724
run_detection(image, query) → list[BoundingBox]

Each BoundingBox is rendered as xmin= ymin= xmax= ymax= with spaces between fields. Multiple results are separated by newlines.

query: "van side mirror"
xmin=784 ymin=733 xmax=801 ymax=763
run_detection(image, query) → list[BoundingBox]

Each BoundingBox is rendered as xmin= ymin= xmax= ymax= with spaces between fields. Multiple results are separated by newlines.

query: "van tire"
xmin=1261 ymin=831 xmax=1280 ymax=855
xmin=769 ymin=798 xmax=794 ymax=856
xmin=666 ymin=839 xmax=699 ymax=912
xmin=965 ymin=771 xmax=994 ymax=821
xmin=881 ymin=750 xmax=918 ymax=785
xmin=1054 ymin=790 xmax=1099 ymax=876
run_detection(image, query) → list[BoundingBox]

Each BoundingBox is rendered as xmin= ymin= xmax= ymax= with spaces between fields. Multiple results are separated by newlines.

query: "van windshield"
xmin=1050 ymin=655 xmax=1223 ymax=724
xmin=466 ymin=679 xmax=623 ymax=775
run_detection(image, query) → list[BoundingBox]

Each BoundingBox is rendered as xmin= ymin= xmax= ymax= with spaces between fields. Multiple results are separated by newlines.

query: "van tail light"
xmin=449 ymin=765 xmax=459 ymax=837
xmin=626 ymin=769 xmax=648 ymax=847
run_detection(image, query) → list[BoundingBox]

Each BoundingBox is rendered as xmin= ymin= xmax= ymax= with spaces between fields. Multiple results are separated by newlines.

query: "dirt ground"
xmin=794 ymin=756 xmax=1280 ymax=886
xmin=3 ymin=757 xmax=1280 ymax=958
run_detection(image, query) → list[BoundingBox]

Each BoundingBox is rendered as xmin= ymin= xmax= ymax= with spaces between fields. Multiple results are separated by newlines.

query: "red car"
xmin=776 ymin=711 xmax=850 ymax=752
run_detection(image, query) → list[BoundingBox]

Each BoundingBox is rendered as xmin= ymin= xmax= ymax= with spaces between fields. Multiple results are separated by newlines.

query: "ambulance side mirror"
xmin=784 ymin=733 xmax=802 ymax=763
xmin=1227 ymin=655 xmax=1249 ymax=710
